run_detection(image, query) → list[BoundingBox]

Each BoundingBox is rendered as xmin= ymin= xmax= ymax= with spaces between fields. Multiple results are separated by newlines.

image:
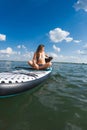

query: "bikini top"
xmin=36 ymin=52 xmax=45 ymax=62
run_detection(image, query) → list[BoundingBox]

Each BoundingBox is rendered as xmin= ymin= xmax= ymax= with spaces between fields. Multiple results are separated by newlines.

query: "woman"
xmin=28 ymin=44 xmax=52 ymax=70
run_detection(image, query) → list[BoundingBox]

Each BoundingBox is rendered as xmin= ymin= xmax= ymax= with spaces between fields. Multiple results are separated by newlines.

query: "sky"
xmin=0 ymin=0 xmax=87 ymax=63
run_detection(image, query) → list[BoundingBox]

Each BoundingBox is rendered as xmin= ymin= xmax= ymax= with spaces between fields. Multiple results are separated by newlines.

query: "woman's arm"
xmin=33 ymin=53 xmax=37 ymax=63
xmin=45 ymin=54 xmax=49 ymax=58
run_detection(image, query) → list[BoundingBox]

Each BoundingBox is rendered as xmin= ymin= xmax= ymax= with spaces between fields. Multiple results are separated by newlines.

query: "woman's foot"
xmin=33 ymin=62 xmax=39 ymax=70
xmin=28 ymin=60 xmax=39 ymax=70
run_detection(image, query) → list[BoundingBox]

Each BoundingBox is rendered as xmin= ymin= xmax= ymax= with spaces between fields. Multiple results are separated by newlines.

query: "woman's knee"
xmin=28 ymin=60 xmax=32 ymax=65
xmin=47 ymin=62 xmax=52 ymax=67
xmin=49 ymin=62 xmax=52 ymax=65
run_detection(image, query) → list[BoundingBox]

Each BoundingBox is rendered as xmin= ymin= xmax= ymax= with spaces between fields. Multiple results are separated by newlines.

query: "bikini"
xmin=38 ymin=64 xmax=44 ymax=66
xmin=36 ymin=53 xmax=45 ymax=66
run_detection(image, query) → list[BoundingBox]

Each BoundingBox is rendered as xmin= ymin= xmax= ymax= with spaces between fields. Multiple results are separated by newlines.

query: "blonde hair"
xmin=36 ymin=44 xmax=44 ymax=54
xmin=36 ymin=44 xmax=45 ymax=62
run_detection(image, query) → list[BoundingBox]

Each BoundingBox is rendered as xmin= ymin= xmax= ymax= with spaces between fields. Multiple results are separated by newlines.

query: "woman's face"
xmin=41 ymin=47 xmax=44 ymax=52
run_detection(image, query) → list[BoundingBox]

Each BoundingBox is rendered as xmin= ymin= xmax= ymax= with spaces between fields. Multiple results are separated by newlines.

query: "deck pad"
xmin=0 ymin=68 xmax=51 ymax=84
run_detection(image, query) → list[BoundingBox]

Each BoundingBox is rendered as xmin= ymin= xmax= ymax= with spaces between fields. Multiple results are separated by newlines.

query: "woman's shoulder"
xmin=34 ymin=52 xmax=36 ymax=55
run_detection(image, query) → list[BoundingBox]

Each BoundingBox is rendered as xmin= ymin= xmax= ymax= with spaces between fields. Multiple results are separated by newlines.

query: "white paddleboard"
xmin=0 ymin=67 xmax=52 ymax=97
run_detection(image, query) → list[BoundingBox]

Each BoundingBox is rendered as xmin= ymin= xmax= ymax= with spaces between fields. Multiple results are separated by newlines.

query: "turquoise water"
xmin=0 ymin=61 xmax=87 ymax=130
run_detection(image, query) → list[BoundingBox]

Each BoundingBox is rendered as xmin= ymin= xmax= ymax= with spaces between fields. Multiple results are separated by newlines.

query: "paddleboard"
xmin=0 ymin=67 xmax=52 ymax=97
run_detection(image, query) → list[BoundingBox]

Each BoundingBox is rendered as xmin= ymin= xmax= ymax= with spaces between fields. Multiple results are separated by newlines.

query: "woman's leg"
xmin=39 ymin=62 xmax=52 ymax=70
xmin=28 ymin=61 xmax=52 ymax=70
xmin=28 ymin=60 xmax=34 ymax=67
xmin=28 ymin=60 xmax=39 ymax=70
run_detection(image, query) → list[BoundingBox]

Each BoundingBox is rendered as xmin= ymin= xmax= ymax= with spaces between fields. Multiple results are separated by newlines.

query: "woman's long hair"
xmin=36 ymin=44 xmax=44 ymax=54
xmin=36 ymin=44 xmax=44 ymax=62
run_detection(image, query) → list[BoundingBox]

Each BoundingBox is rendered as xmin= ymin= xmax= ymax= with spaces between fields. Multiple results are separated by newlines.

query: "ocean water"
xmin=0 ymin=61 xmax=87 ymax=130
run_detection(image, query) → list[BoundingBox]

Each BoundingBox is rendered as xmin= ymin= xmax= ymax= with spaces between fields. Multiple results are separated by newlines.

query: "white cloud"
xmin=73 ymin=40 xmax=81 ymax=43
xmin=17 ymin=45 xmax=28 ymax=52
xmin=0 ymin=34 xmax=6 ymax=41
xmin=77 ymin=48 xmax=87 ymax=55
xmin=76 ymin=43 xmax=87 ymax=55
xmin=48 ymin=51 xmax=82 ymax=63
xmin=0 ymin=47 xmax=34 ymax=61
xmin=83 ymin=44 xmax=87 ymax=49
xmin=74 ymin=0 xmax=87 ymax=12
xmin=17 ymin=51 xmax=21 ymax=55
xmin=63 ymin=55 xmax=83 ymax=63
xmin=22 ymin=45 xmax=26 ymax=49
xmin=17 ymin=45 xmax=21 ymax=49
xmin=13 ymin=51 xmax=34 ymax=61
xmin=0 ymin=47 xmax=17 ymax=55
xmin=49 ymin=27 xmax=81 ymax=44
xmin=65 ymin=37 xmax=73 ymax=42
xmin=47 ymin=52 xmax=58 ymax=59
xmin=49 ymin=28 xmax=74 ymax=43
xmin=53 ymin=45 xmax=61 ymax=52
xmin=77 ymin=50 xmax=86 ymax=55
xmin=49 ymin=28 xmax=69 ymax=43
xmin=17 ymin=45 xmax=26 ymax=49
xmin=0 ymin=44 xmax=33 ymax=61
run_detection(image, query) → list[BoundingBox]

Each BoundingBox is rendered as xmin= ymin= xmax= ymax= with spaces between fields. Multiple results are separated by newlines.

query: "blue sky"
xmin=0 ymin=0 xmax=87 ymax=63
